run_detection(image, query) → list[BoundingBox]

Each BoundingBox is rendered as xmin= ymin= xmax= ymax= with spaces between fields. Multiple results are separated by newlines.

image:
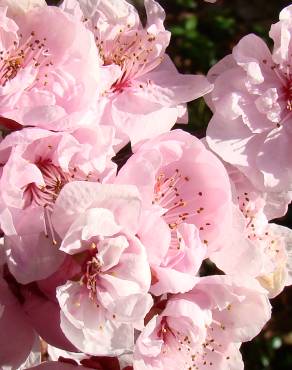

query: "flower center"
xmin=262 ymin=59 xmax=292 ymax=125
xmin=24 ymin=159 xmax=71 ymax=211
xmin=159 ymin=317 xmax=228 ymax=369
xmin=84 ymin=17 xmax=163 ymax=93
xmin=0 ymin=31 xmax=52 ymax=87
xmin=159 ymin=319 xmax=202 ymax=369
xmin=103 ymin=31 xmax=162 ymax=92
xmin=80 ymin=244 xmax=103 ymax=301
xmin=153 ymin=168 xmax=211 ymax=248
xmin=153 ymin=169 xmax=190 ymax=228
xmin=23 ymin=157 xmax=95 ymax=245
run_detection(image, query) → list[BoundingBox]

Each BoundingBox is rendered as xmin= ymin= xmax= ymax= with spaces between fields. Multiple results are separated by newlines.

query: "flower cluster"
xmin=0 ymin=1 xmax=291 ymax=369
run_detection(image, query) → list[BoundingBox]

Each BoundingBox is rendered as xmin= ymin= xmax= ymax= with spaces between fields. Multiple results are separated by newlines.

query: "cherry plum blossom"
xmin=51 ymin=182 xmax=152 ymax=356
xmin=208 ymin=163 xmax=292 ymax=297
xmin=0 ymin=4 xmax=100 ymax=130
xmin=0 ymin=126 xmax=115 ymax=283
xmin=61 ymin=0 xmax=212 ymax=144
xmin=134 ymin=275 xmax=271 ymax=370
xmin=230 ymin=170 xmax=292 ymax=296
xmin=0 ymin=1 xmax=286 ymax=368
xmin=115 ymin=129 xmax=266 ymax=294
xmin=116 ymin=129 xmax=232 ymax=255
xmin=206 ymin=5 xmax=292 ymax=193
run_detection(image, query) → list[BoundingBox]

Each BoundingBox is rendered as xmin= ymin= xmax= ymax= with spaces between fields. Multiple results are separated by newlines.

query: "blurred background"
xmin=47 ymin=1 xmax=292 ymax=369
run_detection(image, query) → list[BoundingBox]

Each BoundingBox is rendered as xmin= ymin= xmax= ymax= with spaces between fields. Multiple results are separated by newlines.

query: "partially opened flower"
xmin=206 ymin=5 xmax=292 ymax=193
xmin=51 ymin=182 xmax=152 ymax=356
xmin=61 ymin=0 xmax=212 ymax=144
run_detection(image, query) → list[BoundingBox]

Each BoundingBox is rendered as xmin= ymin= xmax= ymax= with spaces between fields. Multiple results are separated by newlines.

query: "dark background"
xmin=47 ymin=1 xmax=292 ymax=369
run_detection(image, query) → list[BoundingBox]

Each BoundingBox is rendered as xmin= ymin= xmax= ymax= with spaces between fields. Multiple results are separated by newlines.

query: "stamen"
xmin=44 ymin=207 xmax=57 ymax=245
xmin=0 ymin=31 xmax=52 ymax=87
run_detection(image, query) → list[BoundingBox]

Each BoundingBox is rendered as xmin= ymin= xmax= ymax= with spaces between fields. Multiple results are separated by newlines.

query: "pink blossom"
xmin=209 ymin=164 xmax=292 ymax=297
xmin=115 ymin=130 xmax=264 ymax=295
xmin=116 ymin=129 xmax=232 ymax=256
xmin=232 ymin=175 xmax=292 ymax=297
xmin=211 ymin=205 xmax=292 ymax=298
xmin=116 ymin=130 xmax=232 ymax=274
xmin=202 ymin=158 xmax=285 ymax=278
xmin=206 ymin=5 xmax=292 ymax=192
xmin=0 ymin=5 xmax=100 ymax=130
xmin=0 ymin=126 xmax=115 ymax=283
xmin=51 ymin=181 xmax=152 ymax=356
xmin=134 ymin=275 xmax=271 ymax=370
xmin=61 ymin=0 xmax=212 ymax=144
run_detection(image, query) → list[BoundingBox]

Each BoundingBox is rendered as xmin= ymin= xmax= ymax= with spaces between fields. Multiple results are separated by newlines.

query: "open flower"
xmin=134 ymin=275 xmax=271 ymax=370
xmin=115 ymin=130 xmax=264 ymax=295
xmin=61 ymin=0 xmax=212 ymax=144
xmin=208 ymin=163 xmax=292 ymax=297
xmin=206 ymin=5 xmax=292 ymax=192
xmin=0 ymin=4 xmax=100 ymax=130
xmin=231 ymin=170 xmax=292 ymax=297
xmin=116 ymin=129 xmax=232 ymax=255
xmin=51 ymin=182 xmax=152 ymax=356
xmin=0 ymin=126 xmax=115 ymax=283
